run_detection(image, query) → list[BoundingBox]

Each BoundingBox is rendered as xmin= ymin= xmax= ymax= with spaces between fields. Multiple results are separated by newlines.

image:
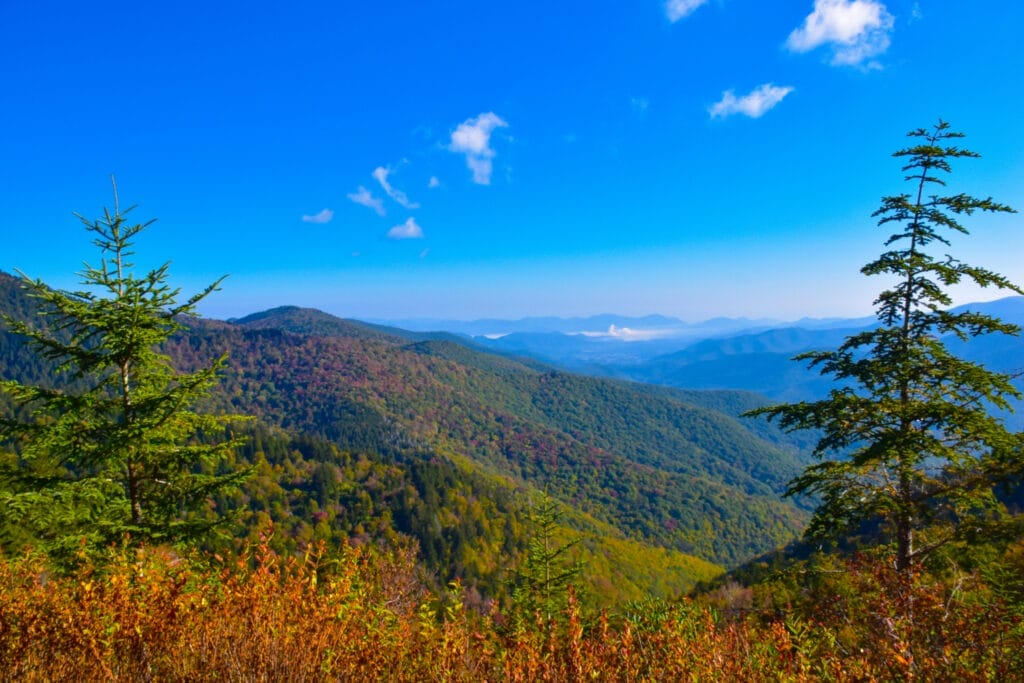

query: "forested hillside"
xmin=0 ymin=273 xmax=807 ymax=603
xmin=207 ymin=307 xmax=808 ymax=562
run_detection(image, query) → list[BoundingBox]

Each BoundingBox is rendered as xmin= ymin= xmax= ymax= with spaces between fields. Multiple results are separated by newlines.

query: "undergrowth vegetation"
xmin=2 ymin=538 xmax=1022 ymax=681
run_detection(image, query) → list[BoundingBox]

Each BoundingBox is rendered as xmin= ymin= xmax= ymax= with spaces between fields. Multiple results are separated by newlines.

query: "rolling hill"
xmin=0 ymin=271 xmax=812 ymax=604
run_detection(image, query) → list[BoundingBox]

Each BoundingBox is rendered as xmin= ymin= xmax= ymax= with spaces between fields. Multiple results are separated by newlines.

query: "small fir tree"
xmin=510 ymin=492 xmax=583 ymax=624
xmin=752 ymin=121 xmax=1024 ymax=576
xmin=0 ymin=180 xmax=249 ymax=560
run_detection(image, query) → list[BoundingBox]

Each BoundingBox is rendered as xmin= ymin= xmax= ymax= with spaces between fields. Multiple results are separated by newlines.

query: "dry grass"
xmin=2 ymin=542 xmax=1021 ymax=681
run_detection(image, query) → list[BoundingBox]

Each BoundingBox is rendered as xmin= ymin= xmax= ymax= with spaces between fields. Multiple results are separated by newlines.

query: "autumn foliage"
xmin=2 ymin=539 xmax=1022 ymax=681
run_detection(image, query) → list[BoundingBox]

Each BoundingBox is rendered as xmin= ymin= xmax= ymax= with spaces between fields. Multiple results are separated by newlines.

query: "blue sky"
xmin=2 ymin=1 xmax=1022 ymax=322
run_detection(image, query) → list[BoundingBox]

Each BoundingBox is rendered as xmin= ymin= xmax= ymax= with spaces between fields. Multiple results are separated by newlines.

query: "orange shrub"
xmin=2 ymin=544 xmax=1022 ymax=681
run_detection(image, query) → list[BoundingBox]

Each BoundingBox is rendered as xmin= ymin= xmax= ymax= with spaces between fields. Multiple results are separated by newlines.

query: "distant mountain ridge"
xmin=396 ymin=297 xmax=1024 ymax=410
xmin=622 ymin=297 xmax=1024 ymax=406
xmin=374 ymin=310 xmax=891 ymax=340
xmin=374 ymin=300 xmax=1023 ymax=345
xmin=372 ymin=313 xmax=786 ymax=338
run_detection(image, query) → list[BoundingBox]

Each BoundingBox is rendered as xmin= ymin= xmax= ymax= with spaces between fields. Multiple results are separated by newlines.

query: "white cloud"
xmin=578 ymin=325 xmax=678 ymax=342
xmin=347 ymin=186 xmax=385 ymax=216
xmin=631 ymin=97 xmax=649 ymax=115
xmin=466 ymin=157 xmax=495 ymax=185
xmin=419 ymin=248 xmax=430 ymax=259
xmin=709 ymin=83 xmax=794 ymax=119
xmin=301 ymin=208 xmax=334 ymax=224
xmin=372 ymin=166 xmax=419 ymax=209
xmin=665 ymin=0 xmax=708 ymax=22
xmin=449 ymin=112 xmax=508 ymax=185
xmin=387 ymin=217 xmax=424 ymax=240
xmin=428 ymin=176 xmax=441 ymax=188
xmin=786 ymin=0 xmax=894 ymax=67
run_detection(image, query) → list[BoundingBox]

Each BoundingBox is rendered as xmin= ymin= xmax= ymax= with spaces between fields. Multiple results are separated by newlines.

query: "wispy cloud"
xmin=786 ymin=0 xmax=894 ymax=67
xmin=709 ymin=83 xmax=794 ymax=119
xmin=665 ymin=0 xmax=708 ymax=22
xmin=579 ymin=325 xmax=678 ymax=342
xmin=387 ymin=217 xmax=424 ymax=240
xmin=449 ymin=112 xmax=508 ymax=185
xmin=347 ymin=186 xmax=385 ymax=216
xmin=631 ymin=97 xmax=650 ymax=116
xmin=428 ymin=176 xmax=441 ymax=188
xmin=373 ymin=166 xmax=420 ymax=209
xmin=300 ymin=208 xmax=334 ymax=224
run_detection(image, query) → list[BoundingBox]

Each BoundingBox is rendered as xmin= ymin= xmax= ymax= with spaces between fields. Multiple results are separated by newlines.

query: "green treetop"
xmin=0 ymin=181 xmax=249 ymax=561
xmin=752 ymin=121 xmax=1024 ymax=575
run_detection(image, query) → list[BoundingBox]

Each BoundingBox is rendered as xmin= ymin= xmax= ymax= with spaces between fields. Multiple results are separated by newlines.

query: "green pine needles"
xmin=510 ymin=493 xmax=583 ymax=625
xmin=0 ymin=179 xmax=249 ymax=562
xmin=752 ymin=121 xmax=1024 ymax=574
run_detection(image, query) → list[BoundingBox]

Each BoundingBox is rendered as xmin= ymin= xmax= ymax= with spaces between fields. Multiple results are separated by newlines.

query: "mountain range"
xmin=5 ymin=266 xmax=1023 ymax=605
xmin=460 ymin=298 xmax=1024 ymax=414
xmin=1 ymin=271 xmax=813 ymax=605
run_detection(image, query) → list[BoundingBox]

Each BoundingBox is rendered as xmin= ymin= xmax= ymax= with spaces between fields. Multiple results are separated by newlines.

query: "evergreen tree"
xmin=0 ymin=180 xmax=249 ymax=560
xmin=752 ymin=121 xmax=1024 ymax=575
xmin=510 ymin=492 xmax=583 ymax=623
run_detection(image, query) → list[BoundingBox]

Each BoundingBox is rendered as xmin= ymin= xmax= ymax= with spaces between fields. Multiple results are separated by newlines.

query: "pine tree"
xmin=751 ymin=121 xmax=1024 ymax=575
xmin=510 ymin=493 xmax=583 ymax=623
xmin=0 ymin=180 xmax=249 ymax=561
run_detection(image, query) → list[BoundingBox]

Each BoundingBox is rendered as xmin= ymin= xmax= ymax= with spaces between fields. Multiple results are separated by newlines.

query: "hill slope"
xmin=0 ymin=272 xmax=809 ymax=602
xmin=200 ymin=308 xmax=809 ymax=565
